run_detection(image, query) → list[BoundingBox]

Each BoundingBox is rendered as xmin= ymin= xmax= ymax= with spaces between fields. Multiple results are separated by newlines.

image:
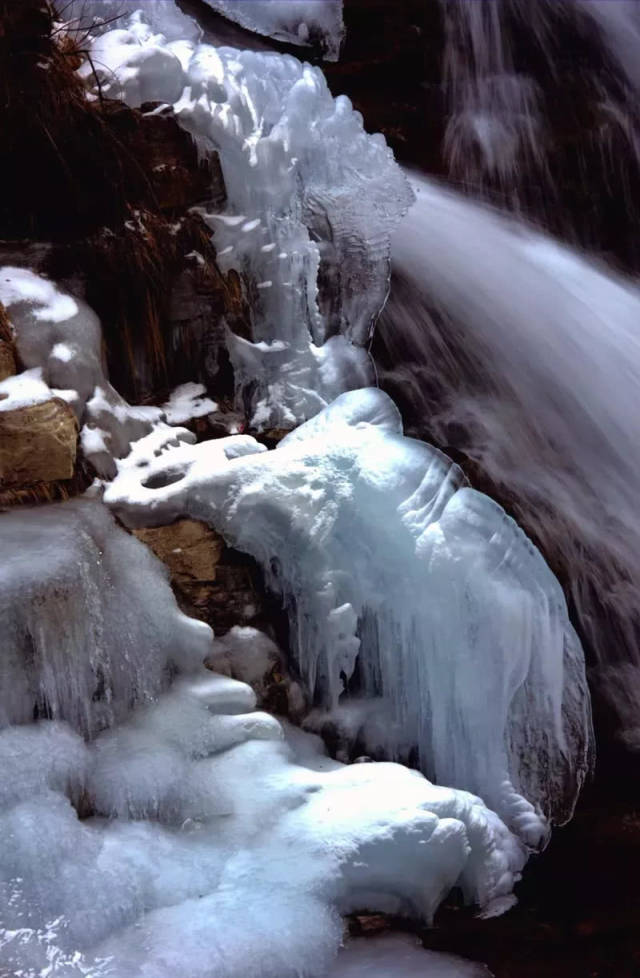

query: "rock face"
xmin=134 ymin=517 xmax=269 ymax=634
xmin=0 ymin=302 xmax=15 ymax=381
xmin=0 ymin=341 xmax=15 ymax=381
xmin=133 ymin=519 xmax=224 ymax=585
xmin=0 ymin=397 xmax=78 ymax=487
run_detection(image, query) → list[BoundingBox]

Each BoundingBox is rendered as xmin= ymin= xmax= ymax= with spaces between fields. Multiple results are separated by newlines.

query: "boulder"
xmin=133 ymin=518 xmax=223 ymax=584
xmin=0 ymin=397 xmax=78 ymax=486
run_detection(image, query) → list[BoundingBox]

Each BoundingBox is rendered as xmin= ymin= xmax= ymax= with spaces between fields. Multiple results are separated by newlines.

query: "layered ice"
xmin=200 ymin=0 xmax=345 ymax=60
xmin=105 ymin=388 xmax=593 ymax=847
xmin=64 ymin=0 xmax=202 ymax=42
xmin=79 ymin=10 xmax=412 ymax=427
xmin=0 ymin=497 xmax=212 ymax=736
xmin=0 ymin=669 xmax=523 ymax=978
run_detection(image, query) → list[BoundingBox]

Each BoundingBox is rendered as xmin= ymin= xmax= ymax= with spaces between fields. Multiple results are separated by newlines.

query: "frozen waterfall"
xmin=105 ymin=387 xmax=593 ymax=848
xmin=0 ymin=2 xmax=607 ymax=975
xmin=76 ymin=4 xmax=411 ymax=428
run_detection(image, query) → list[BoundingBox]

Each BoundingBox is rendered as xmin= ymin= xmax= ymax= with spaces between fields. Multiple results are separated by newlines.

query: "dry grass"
xmin=1 ymin=2 xmax=243 ymax=402
xmin=0 ymin=1 xmax=158 ymax=238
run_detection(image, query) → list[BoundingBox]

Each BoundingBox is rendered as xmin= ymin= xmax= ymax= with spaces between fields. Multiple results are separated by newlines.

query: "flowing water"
xmin=378 ymin=172 xmax=640 ymax=750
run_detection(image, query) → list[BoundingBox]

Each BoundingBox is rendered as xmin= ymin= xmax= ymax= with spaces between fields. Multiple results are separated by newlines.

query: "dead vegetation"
xmin=1 ymin=0 xmax=244 ymax=401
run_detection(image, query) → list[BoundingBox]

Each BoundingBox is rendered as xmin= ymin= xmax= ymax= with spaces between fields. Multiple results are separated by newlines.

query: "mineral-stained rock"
xmin=0 ymin=340 xmax=15 ymax=381
xmin=0 ymin=301 xmax=16 ymax=381
xmin=0 ymin=397 xmax=78 ymax=487
xmin=136 ymin=528 xmax=271 ymax=636
xmin=133 ymin=518 xmax=223 ymax=583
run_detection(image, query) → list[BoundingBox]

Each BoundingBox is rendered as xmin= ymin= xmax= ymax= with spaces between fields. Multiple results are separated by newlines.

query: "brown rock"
xmin=0 ymin=300 xmax=12 ymax=341
xmin=349 ymin=914 xmax=392 ymax=936
xmin=0 ymin=397 xmax=78 ymax=487
xmin=0 ymin=340 xmax=16 ymax=381
xmin=133 ymin=519 xmax=224 ymax=584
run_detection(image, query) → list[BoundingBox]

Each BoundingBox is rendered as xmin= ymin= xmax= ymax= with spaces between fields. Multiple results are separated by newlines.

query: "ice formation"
xmin=105 ymin=388 xmax=593 ymax=848
xmin=0 ymin=498 xmax=212 ymax=736
xmin=200 ymin=0 xmax=345 ymax=60
xmin=78 ymin=8 xmax=412 ymax=427
xmin=0 ymin=7 xmax=601 ymax=977
xmin=65 ymin=0 xmax=203 ymax=43
xmin=0 ymin=663 xmax=524 ymax=977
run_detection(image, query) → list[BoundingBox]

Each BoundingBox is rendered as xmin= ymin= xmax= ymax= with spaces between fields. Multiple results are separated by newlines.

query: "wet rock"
xmin=133 ymin=519 xmax=224 ymax=584
xmin=0 ymin=341 xmax=15 ymax=382
xmin=0 ymin=301 xmax=16 ymax=381
xmin=178 ymin=553 xmax=265 ymax=634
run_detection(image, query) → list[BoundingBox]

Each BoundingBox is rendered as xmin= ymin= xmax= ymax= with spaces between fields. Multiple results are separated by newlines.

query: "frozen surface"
xmin=382 ymin=173 xmax=640 ymax=750
xmin=162 ymin=381 xmax=218 ymax=424
xmin=201 ymin=0 xmax=344 ymax=60
xmin=0 ymin=497 xmax=212 ymax=736
xmin=80 ymin=12 xmax=412 ymax=427
xmin=105 ymin=388 xmax=593 ymax=846
xmin=326 ymin=934 xmax=491 ymax=978
xmin=64 ymin=0 xmax=202 ymax=42
xmin=0 ymin=669 xmax=523 ymax=978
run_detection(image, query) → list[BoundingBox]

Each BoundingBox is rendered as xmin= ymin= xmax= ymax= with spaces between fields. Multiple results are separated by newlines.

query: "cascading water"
xmin=439 ymin=0 xmax=640 ymax=267
xmin=441 ymin=0 xmax=547 ymax=196
xmin=377 ymin=172 xmax=640 ymax=750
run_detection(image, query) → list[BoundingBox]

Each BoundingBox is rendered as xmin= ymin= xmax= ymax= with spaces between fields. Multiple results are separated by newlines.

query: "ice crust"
xmin=80 ymin=10 xmax=413 ymax=428
xmin=105 ymin=387 xmax=593 ymax=847
xmin=201 ymin=0 xmax=345 ymax=60
xmin=0 ymin=498 xmax=212 ymax=736
xmin=0 ymin=668 xmax=523 ymax=978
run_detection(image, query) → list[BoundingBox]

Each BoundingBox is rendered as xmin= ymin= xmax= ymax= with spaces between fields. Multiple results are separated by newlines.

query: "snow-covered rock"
xmin=105 ymin=387 xmax=593 ymax=847
xmin=0 ymin=267 xmax=223 ymax=479
xmin=162 ymin=381 xmax=217 ymax=425
xmin=0 ymin=383 xmax=78 ymax=487
xmin=0 ymin=266 xmax=165 ymax=478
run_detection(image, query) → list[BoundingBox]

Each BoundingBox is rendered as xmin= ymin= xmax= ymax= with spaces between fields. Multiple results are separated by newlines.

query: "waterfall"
xmin=378 ymin=172 xmax=640 ymax=748
xmin=1 ymin=1 xmax=621 ymax=975
xmin=439 ymin=0 xmax=640 ymax=262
